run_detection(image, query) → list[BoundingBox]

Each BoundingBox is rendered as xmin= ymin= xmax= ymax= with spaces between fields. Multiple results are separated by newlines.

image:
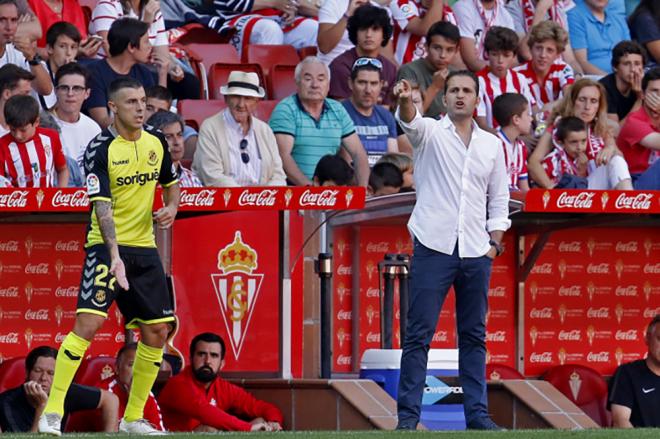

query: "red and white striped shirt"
xmin=391 ymin=1 xmax=457 ymax=65
xmin=514 ymin=60 xmax=574 ymax=109
xmin=551 ymin=121 xmax=604 ymax=163
xmin=476 ymin=67 xmax=536 ymax=129
xmin=542 ymin=145 xmax=576 ymax=185
xmin=176 ymin=164 xmax=203 ymax=188
xmin=496 ymin=129 xmax=528 ymax=190
xmin=0 ymin=128 xmax=66 ymax=188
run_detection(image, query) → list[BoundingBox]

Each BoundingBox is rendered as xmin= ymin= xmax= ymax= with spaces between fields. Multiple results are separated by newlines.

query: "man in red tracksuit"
xmin=157 ymin=332 xmax=283 ymax=432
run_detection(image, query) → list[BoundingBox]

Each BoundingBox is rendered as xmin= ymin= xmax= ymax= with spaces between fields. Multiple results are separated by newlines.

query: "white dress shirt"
xmin=223 ymin=109 xmax=262 ymax=186
xmin=397 ymin=110 xmax=511 ymax=258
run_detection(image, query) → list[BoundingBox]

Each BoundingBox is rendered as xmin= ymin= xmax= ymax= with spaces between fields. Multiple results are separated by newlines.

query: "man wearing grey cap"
xmin=193 ymin=71 xmax=286 ymax=187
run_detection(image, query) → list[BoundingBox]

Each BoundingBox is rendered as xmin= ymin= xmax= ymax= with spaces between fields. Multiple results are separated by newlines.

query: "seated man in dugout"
xmin=0 ymin=346 xmax=119 ymax=433
xmin=158 ymin=332 xmax=284 ymax=432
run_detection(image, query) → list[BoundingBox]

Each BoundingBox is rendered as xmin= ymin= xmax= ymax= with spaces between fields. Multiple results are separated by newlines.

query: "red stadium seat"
xmin=486 ymin=364 xmax=525 ymax=381
xmin=244 ymin=44 xmax=300 ymax=69
xmin=543 ymin=364 xmax=611 ymax=427
xmin=185 ymin=43 xmax=240 ymax=67
xmin=177 ymin=99 xmax=227 ymax=131
xmin=207 ymin=63 xmax=266 ymax=99
xmin=74 ymin=356 xmax=115 ymax=386
xmin=298 ymin=46 xmax=318 ymax=60
xmin=254 ymin=100 xmax=278 ymax=122
xmin=174 ymin=24 xmax=228 ymax=45
xmin=0 ymin=357 xmax=25 ymax=393
xmin=268 ymin=64 xmax=297 ymax=101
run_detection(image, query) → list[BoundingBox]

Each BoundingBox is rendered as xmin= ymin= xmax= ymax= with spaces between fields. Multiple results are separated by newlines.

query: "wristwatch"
xmin=27 ymin=55 xmax=42 ymax=66
xmin=489 ymin=239 xmax=504 ymax=257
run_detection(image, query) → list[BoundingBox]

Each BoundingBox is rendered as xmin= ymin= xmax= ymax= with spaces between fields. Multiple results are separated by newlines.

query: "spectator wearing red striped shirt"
xmin=514 ymin=21 xmax=574 ymax=116
xmin=492 ymin=92 xmax=531 ymax=193
xmin=0 ymin=63 xmax=33 ymax=137
xmin=475 ymin=26 xmax=535 ymax=133
xmin=0 ymin=94 xmax=68 ymax=187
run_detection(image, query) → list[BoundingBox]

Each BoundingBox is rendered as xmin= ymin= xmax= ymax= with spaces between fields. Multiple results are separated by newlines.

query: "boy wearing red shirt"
xmin=0 ymin=94 xmax=68 ymax=187
xmin=493 ymin=93 xmax=532 ymax=193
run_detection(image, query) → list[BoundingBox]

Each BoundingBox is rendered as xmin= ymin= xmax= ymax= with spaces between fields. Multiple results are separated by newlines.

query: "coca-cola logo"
xmin=615 ymin=286 xmax=637 ymax=297
xmin=366 ymin=242 xmax=389 ymax=253
xmin=488 ymin=286 xmax=506 ymax=297
xmin=366 ymin=332 xmax=380 ymax=343
xmin=55 ymin=286 xmax=78 ymax=297
xmin=531 ymin=263 xmax=552 ymax=274
xmin=559 ymin=286 xmax=581 ymax=296
xmin=558 ymin=241 xmax=581 ymax=252
xmin=587 ymin=307 xmax=610 ymax=318
xmin=0 ymin=286 xmax=19 ymax=297
xmin=432 ymin=331 xmax=448 ymax=342
xmin=25 ymin=309 xmax=49 ymax=320
xmin=179 ymin=189 xmax=216 ymax=207
xmin=643 ymin=263 xmax=660 ymax=274
xmin=644 ymin=308 xmax=660 ymax=318
xmin=52 ymin=189 xmax=89 ymax=208
xmin=115 ymin=332 xmax=125 ymax=343
xmin=615 ymin=330 xmax=638 ymax=341
xmin=615 ymin=241 xmax=638 ymax=253
xmin=486 ymin=331 xmax=506 ymax=342
xmin=0 ymin=240 xmax=18 ymax=252
xmin=337 ymin=310 xmax=352 ymax=320
xmin=336 ymin=355 xmax=351 ymax=366
xmin=24 ymin=263 xmax=49 ymax=274
xmin=237 ymin=189 xmax=277 ymax=207
xmin=55 ymin=240 xmax=80 ymax=252
xmin=366 ymin=288 xmax=379 ymax=298
xmin=587 ymin=351 xmax=610 ymax=362
xmin=337 ymin=265 xmax=352 ymax=276
xmin=530 ymin=352 xmax=553 ymax=363
xmin=529 ymin=307 xmax=553 ymax=319
xmin=556 ymin=192 xmax=594 ymax=209
xmin=299 ymin=189 xmax=338 ymax=207
xmin=615 ymin=193 xmax=653 ymax=210
xmin=0 ymin=190 xmax=28 ymax=207
xmin=0 ymin=332 xmax=19 ymax=343
xmin=587 ymin=263 xmax=609 ymax=274
xmin=558 ymin=330 xmax=581 ymax=341
xmin=55 ymin=332 xmax=67 ymax=343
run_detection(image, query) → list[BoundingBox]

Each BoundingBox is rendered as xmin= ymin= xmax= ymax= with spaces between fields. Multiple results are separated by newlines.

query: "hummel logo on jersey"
xmin=112 ymin=159 xmax=129 ymax=166
xmin=642 ymin=388 xmax=655 ymax=394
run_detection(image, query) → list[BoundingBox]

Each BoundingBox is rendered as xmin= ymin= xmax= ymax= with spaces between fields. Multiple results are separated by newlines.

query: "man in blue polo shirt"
xmin=269 ymin=56 xmax=369 ymax=186
xmin=568 ymin=0 xmax=631 ymax=75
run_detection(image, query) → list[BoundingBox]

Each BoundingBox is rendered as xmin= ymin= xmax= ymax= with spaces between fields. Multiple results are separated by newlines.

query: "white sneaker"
xmin=119 ymin=418 xmax=166 ymax=435
xmin=38 ymin=413 xmax=62 ymax=436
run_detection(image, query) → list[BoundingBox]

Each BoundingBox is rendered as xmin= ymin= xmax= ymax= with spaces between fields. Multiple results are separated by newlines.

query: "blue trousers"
xmin=397 ymin=240 xmax=493 ymax=427
xmin=632 ymin=160 xmax=660 ymax=190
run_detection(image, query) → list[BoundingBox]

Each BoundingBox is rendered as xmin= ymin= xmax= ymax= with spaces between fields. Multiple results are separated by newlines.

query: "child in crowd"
xmin=313 ymin=154 xmax=355 ymax=186
xmin=368 ymin=162 xmax=403 ymax=196
xmin=377 ymin=153 xmax=414 ymax=191
xmin=492 ymin=93 xmax=532 ymax=194
xmin=0 ymin=95 xmax=68 ymax=188
xmin=476 ymin=26 xmax=535 ymax=132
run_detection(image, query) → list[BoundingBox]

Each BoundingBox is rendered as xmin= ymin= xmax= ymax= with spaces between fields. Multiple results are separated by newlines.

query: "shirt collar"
xmin=223 ymin=108 xmax=252 ymax=136
xmin=295 ymin=94 xmax=329 ymax=118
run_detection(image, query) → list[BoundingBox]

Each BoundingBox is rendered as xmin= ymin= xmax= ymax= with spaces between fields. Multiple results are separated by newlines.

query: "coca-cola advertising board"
xmin=171 ymin=212 xmax=281 ymax=372
xmin=525 ymin=228 xmax=659 ymax=376
xmin=524 ymin=189 xmax=660 ymax=213
xmin=0 ymin=224 xmax=124 ymax=362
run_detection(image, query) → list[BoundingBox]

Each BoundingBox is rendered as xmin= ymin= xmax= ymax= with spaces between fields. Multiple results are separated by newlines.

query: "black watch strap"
xmin=489 ymin=239 xmax=504 ymax=257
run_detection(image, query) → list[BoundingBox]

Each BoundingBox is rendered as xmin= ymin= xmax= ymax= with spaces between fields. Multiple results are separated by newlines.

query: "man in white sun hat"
xmin=193 ymin=71 xmax=286 ymax=187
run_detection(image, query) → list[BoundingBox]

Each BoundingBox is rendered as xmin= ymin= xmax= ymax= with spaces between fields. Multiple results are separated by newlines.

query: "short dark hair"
xmin=190 ymin=332 xmax=226 ymax=360
xmin=611 ymin=40 xmax=647 ymax=69
xmin=0 ymin=0 xmax=18 ymax=10
xmin=347 ymin=4 xmax=392 ymax=48
xmin=108 ymin=77 xmax=144 ymax=101
xmin=147 ymin=110 xmax=184 ymax=132
xmin=444 ymin=70 xmax=479 ymax=95
xmin=25 ymin=346 xmax=57 ymax=376
xmin=108 ymin=17 xmax=149 ymax=57
xmin=493 ymin=93 xmax=529 ymax=127
xmin=642 ymin=67 xmax=660 ymax=92
xmin=55 ymin=62 xmax=90 ymax=87
xmin=5 ymin=95 xmax=40 ymax=128
xmin=313 ymin=154 xmax=354 ymax=186
xmin=116 ymin=342 xmax=138 ymax=362
xmin=426 ymin=21 xmax=460 ymax=46
xmin=146 ymin=85 xmax=173 ymax=104
xmin=46 ymin=21 xmax=82 ymax=47
xmin=484 ymin=26 xmax=519 ymax=53
xmin=648 ymin=314 xmax=660 ymax=338
xmin=555 ymin=116 xmax=587 ymax=142
xmin=0 ymin=64 xmax=34 ymax=95
xmin=350 ymin=58 xmax=383 ymax=81
xmin=369 ymin=162 xmax=403 ymax=192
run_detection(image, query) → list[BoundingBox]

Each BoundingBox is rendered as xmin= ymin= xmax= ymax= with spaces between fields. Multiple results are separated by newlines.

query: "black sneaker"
xmin=467 ymin=417 xmax=506 ymax=431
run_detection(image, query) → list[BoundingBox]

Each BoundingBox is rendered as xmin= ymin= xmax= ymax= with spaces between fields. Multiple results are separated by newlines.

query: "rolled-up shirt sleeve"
xmin=486 ymin=142 xmax=511 ymax=232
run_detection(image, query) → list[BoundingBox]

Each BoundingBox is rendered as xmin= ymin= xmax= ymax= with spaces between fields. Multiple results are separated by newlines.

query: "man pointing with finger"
xmin=394 ymin=72 xmax=510 ymax=430
xmin=39 ymin=77 xmax=180 ymax=436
